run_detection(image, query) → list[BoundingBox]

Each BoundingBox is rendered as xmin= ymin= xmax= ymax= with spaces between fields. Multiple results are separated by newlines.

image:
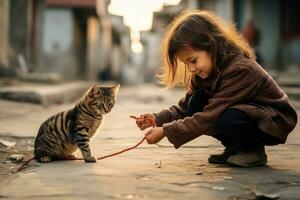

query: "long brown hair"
xmin=158 ymin=10 xmax=255 ymax=90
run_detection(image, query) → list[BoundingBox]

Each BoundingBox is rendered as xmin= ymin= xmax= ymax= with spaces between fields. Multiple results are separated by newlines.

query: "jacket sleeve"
xmin=153 ymin=91 xmax=193 ymax=127
xmin=163 ymin=66 xmax=261 ymax=148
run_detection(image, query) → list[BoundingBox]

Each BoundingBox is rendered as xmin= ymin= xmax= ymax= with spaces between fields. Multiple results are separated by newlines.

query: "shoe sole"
xmin=226 ymin=159 xmax=267 ymax=167
xmin=208 ymin=157 xmax=228 ymax=164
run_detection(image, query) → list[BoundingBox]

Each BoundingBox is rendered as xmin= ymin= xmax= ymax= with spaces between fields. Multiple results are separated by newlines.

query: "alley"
xmin=0 ymin=84 xmax=299 ymax=200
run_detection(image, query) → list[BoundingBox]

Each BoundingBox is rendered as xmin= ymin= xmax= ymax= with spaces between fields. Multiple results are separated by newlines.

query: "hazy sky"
xmin=108 ymin=0 xmax=181 ymax=53
xmin=109 ymin=0 xmax=181 ymax=32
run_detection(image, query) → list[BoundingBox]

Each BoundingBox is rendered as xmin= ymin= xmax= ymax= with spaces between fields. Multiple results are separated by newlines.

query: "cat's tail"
xmin=34 ymin=147 xmax=43 ymax=160
xmin=17 ymin=157 xmax=36 ymax=172
xmin=34 ymin=147 xmax=52 ymax=162
xmin=17 ymin=143 xmax=45 ymax=172
xmin=17 ymin=147 xmax=46 ymax=172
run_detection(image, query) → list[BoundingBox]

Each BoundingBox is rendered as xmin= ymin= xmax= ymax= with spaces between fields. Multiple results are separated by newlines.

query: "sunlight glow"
xmin=108 ymin=0 xmax=181 ymax=53
xmin=131 ymin=31 xmax=143 ymax=53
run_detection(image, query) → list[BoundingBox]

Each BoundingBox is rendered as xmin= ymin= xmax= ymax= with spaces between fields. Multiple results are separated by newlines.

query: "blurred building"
xmin=1 ymin=0 xmax=299 ymax=83
xmin=141 ymin=0 xmax=194 ymax=83
xmin=141 ymin=0 xmax=300 ymax=82
xmin=0 ymin=0 xmax=131 ymax=81
xmin=235 ymin=0 xmax=300 ymax=73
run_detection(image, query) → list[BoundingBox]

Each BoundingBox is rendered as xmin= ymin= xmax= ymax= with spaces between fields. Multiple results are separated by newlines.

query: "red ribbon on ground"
xmin=17 ymin=116 xmax=149 ymax=172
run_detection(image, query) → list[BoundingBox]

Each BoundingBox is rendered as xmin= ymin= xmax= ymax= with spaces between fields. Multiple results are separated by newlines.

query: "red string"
xmin=72 ymin=135 xmax=147 ymax=161
xmin=17 ymin=115 xmax=151 ymax=172
xmin=17 ymin=157 xmax=36 ymax=172
xmin=17 ymin=136 xmax=147 ymax=172
xmin=130 ymin=115 xmax=156 ymax=128
xmin=97 ymin=135 xmax=147 ymax=160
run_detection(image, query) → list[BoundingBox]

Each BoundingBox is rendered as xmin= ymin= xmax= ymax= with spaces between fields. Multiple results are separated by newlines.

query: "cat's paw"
xmin=39 ymin=156 xmax=52 ymax=163
xmin=84 ymin=156 xmax=96 ymax=163
xmin=66 ymin=154 xmax=76 ymax=160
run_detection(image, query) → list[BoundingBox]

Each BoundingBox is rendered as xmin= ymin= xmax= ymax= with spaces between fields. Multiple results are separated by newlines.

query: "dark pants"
xmin=188 ymin=89 xmax=280 ymax=148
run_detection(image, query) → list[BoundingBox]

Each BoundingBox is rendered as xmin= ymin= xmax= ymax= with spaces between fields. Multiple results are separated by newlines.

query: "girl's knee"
xmin=216 ymin=109 xmax=250 ymax=133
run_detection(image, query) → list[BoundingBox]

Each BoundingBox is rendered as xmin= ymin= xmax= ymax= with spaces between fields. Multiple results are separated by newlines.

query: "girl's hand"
xmin=144 ymin=127 xmax=165 ymax=144
xmin=131 ymin=113 xmax=156 ymax=130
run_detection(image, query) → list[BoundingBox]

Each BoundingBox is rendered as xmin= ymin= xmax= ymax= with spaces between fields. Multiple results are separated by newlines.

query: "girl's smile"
xmin=177 ymin=47 xmax=213 ymax=79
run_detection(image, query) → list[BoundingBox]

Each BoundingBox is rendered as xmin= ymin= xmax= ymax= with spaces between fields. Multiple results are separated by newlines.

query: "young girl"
xmin=133 ymin=10 xmax=298 ymax=167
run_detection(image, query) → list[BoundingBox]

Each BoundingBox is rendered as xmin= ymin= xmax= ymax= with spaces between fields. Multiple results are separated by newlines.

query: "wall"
xmin=0 ymin=0 xmax=10 ymax=67
xmin=87 ymin=17 xmax=103 ymax=80
xmin=253 ymin=0 xmax=281 ymax=69
xmin=215 ymin=0 xmax=234 ymax=22
xmin=9 ymin=0 xmax=30 ymax=67
xmin=141 ymin=31 xmax=162 ymax=82
xmin=40 ymin=8 xmax=78 ymax=79
xmin=281 ymin=38 xmax=300 ymax=71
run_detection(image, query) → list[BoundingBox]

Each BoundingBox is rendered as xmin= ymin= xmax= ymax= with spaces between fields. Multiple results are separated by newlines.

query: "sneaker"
xmin=226 ymin=145 xmax=267 ymax=167
xmin=208 ymin=146 xmax=239 ymax=164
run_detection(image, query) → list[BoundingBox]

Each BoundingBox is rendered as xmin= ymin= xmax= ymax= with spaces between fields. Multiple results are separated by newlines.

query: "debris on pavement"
xmin=0 ymin=139 xmax=16 ymax=149
xmin=212 ymin=185 xmax=225 ymax=191
xmin=195 ymin=171 xmax=203 ymax=175
xmin=8 ymin=154 xmax=24 ymax=163
xmin=251 ymin=191 xmax=280 ymax=200
xmin=155 ymin=161 xmax=162 ymax=168
xmin=0 ymin=135 xmax=34 ymax=180
xmin=223 ymin=176 xmax=233 ymax=180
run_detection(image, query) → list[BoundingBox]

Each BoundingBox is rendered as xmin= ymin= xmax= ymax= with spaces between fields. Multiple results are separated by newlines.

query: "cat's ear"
xmin=111 ymin=84 xmax=120 ymax=93
xmin=89 ymin=85 xmax=100 ymax=96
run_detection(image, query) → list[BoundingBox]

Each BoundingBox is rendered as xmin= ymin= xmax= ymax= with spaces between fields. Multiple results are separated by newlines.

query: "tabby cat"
xmin=34 ymin=84 xmax=119 ymax=163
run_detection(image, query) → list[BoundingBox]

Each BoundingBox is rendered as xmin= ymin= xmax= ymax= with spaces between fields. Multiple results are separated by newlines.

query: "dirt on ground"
xmin=0 ymin=135 xmax=35 ymax=181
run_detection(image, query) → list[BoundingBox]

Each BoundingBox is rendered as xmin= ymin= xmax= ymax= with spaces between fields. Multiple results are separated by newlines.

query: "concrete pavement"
xmin=0 ymin=84 xmax=300 ymax=200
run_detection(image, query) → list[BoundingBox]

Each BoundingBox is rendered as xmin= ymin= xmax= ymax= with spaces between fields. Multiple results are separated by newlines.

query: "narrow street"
xmin=1 ymin=0 xmax=300 ymax=199
xmin=0 ymin=84 xmax=299 ymax=200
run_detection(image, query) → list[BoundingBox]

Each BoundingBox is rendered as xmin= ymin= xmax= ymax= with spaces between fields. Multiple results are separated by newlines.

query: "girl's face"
xmin=177 ymin=47 xmax=213 ymax=79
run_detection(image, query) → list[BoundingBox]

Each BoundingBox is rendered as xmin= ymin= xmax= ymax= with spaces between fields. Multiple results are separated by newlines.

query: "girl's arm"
xmin=163 ymin=65 xmax=261 ymax=148
xmin=153 ymin=91 xmax=194 ymax=127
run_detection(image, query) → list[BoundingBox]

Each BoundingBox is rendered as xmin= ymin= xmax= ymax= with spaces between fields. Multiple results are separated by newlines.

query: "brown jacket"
xmin=154 ymin=55 xmax=298 ymax=148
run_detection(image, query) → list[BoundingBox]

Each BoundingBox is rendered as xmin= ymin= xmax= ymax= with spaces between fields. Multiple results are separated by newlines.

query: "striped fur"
xmin=34 ymin=84 xmax=119 ymax=163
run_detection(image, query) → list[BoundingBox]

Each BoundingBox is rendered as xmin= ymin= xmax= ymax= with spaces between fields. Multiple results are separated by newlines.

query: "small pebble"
xmin=212 ymin=186 xmax=225 ymax=191
xmin=0 ymin=139 xmax=16 ymax=148
xmin=254 ymin=191 xmax=280 ymax=199
xmin=195 ymin=171 xmax=203 ymax=175
xmin=155 ymin=161 xmax=162 ymax=168
xmin=8 ymin=154 xmax=24 ymax=163
xmin=223 ymin=176 xmax=232 ymax=180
